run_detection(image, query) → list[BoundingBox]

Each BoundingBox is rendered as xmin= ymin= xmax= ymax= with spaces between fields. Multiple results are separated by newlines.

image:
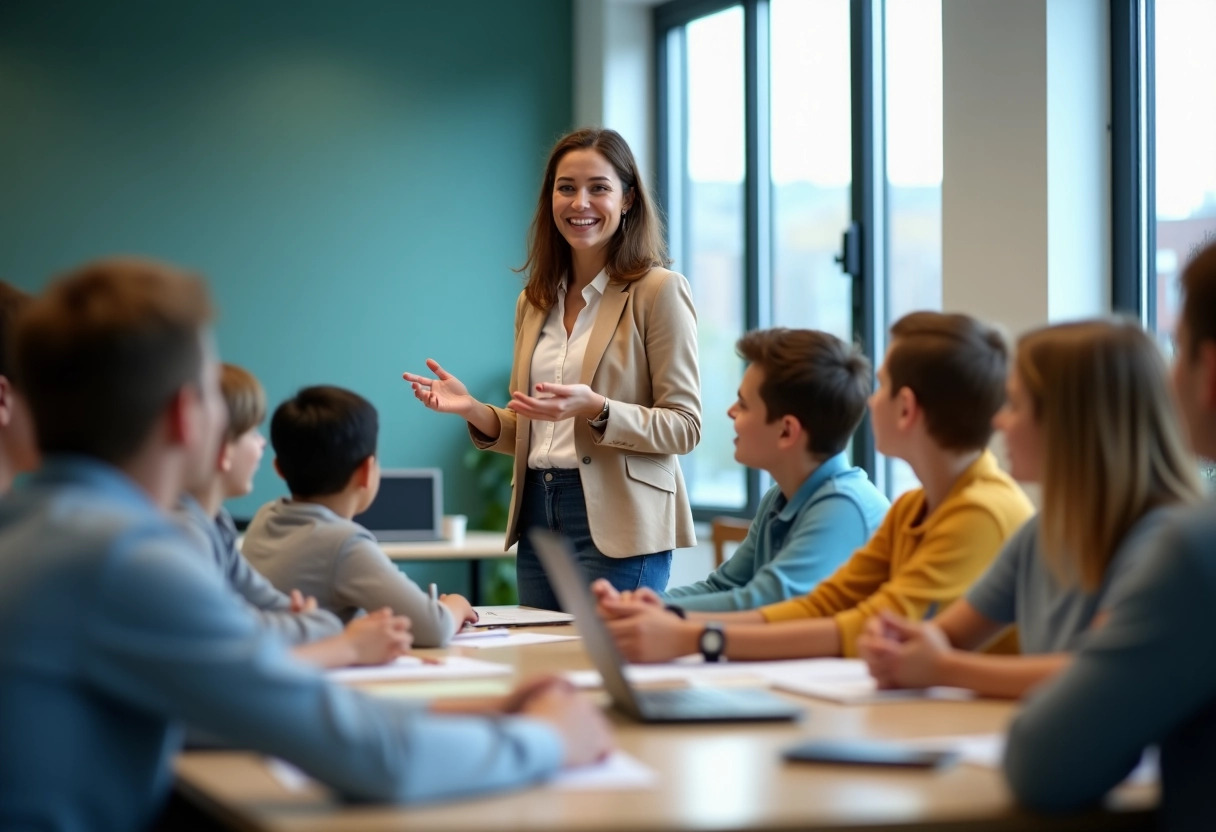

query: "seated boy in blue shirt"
xmin=176 ymin=362 xmax=416 ymax=668
xmin=242 ymin=386 xmax=476 ymax=646
xmin=1003 ymin=240 xmax=1216 ymax=830
xmin=0 ymin=282 xmax=38 ymax=496
xmin=595 ymin=328 xmax=889 ymax=613
xmin=0 ymin=257 xmax=611 ymax=832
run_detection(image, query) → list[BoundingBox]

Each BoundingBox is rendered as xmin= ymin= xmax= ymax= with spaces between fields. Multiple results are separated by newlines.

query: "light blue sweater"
xmin=663 ymin=452 xmax=889 ymax=612
xmin=0 ymin=458 xmax=563 ymax=832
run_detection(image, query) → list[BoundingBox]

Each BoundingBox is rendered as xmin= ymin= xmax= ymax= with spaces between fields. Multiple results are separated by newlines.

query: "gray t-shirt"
xmin=242 ymin=498 xmax=454 ymax=647
xmin=966 ymin=508 xmax=1174 ymax=653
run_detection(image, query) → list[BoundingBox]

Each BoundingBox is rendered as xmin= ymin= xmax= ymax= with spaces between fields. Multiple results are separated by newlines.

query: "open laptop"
xmin=530 ymin=530 xmax=803 ymax=724
xmin=353 ymin=468 xmax=443 ymax=542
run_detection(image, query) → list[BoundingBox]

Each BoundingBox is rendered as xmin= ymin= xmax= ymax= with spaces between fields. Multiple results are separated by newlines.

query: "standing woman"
xmin=404 ymin=128 xmax=701 ymax=610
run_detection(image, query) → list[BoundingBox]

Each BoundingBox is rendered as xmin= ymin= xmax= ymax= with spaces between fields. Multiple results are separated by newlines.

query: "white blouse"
xmin=526 ymin=269 xmax=610 ymax=469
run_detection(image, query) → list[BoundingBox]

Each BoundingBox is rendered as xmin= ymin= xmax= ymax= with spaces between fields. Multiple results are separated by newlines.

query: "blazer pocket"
xmin=625 ymin=456 xmax=676 ymax=494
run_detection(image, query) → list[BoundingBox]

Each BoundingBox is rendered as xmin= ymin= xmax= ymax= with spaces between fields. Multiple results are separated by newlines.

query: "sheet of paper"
xmin=898 ymin=734 xmax=1159 ymax=785
xmin=472 ymin=606 xmax=574 ymax=627
xmin=328 ymin=655 xmax=512 ymax=684
xmin=546 ymin=751 xmax=657 ymax=791
xmin=359 ymin=679 xmax=514 ymax=700
xmin=453 ymin=631 xmax=580 ymax=649
xmin=266 ymin=758 xmax=312 ymax=793
xmin=566 ymin=657 xmax=873 ymax=689
xmin=773 ymin=676 xmax=976 ymax=705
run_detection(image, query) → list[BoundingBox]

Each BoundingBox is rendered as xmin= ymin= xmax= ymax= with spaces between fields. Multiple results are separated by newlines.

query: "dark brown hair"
xmin=518 ymin=128 xmax=669 ymax=311
xmin=736 ymin=328 xmax=871 ymax=457
xmin=270 ymin=386 xmax=378 ymax=497
xmin=14 ymin=257 xmax=213 ymax=465
xmin=886 ymin=311 xmax=1008 ymax=451
xmin=1180 ymin=240 xmax=1216 ymax=355
xmin=221 ymin=363 xmax=267 ymax=443
xmin=0 ymin=281 xmax=32 ymax=379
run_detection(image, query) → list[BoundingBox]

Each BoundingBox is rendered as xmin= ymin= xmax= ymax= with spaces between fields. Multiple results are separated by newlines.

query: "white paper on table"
xmin=266 ymin=758 xmax=313 ymax=792
xmin=565 ymin=657 xmax=873 ymax=690
xmin=898 ymin=734 xmax=1159 ymax=785
xmin=471 ymin=606 xmax=574 ymax=627
xmin=453 ymin=631 xmax=580 ymax=649
xmin=772 ymin=676 xmax=976 ymax=705
xmin=546 ymin=751 xmax=657 ymax=791
xmin=328 ymin=655 xmax=512 ymax=684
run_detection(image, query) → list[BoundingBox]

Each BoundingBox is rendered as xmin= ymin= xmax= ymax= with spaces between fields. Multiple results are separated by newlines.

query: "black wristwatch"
xmin=698 ymin=622 xmax=726 ymax=663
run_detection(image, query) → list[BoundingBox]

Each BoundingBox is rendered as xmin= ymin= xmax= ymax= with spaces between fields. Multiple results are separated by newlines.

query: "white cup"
xmin=442 ymin=514 xmax=468 ymax=546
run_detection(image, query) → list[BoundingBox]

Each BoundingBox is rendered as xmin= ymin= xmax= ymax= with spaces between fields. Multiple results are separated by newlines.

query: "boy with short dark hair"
xmin=0 ymin=281 xmax=38 ymax=495
xmin=594 ymin=328 xmax=888 ymax=612
xmin=600 ymin=312 xmax=1034 ymax=663
xmin=176 ymin=363 xmax=416 ymax=667
xmin=0 ymin=258 xmax=611 ymax=830
xmin=242 ymin=385 xmax=476 ymax=646
xmin=1004 ymin=242 xmax=1216 ymax=829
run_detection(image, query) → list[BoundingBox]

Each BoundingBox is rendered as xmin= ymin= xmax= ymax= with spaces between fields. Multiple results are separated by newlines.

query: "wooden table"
xmin=380 ymin=531 xmax=515 ymax=602
xmin=174 ymin=628 xmax=1156 ymax=832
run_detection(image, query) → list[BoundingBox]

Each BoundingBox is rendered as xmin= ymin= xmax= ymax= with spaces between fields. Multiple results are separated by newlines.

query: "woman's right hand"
xmin=403 ymin=358 xmax=477 ymax=417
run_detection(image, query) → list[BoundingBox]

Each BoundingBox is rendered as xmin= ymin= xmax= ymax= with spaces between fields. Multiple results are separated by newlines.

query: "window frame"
xmin=655 ymin=0 xmax=885 ymax=520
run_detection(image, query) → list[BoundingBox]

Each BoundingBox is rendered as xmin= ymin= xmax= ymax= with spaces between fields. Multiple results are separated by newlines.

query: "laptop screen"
xmin=353 ymin=468 xmax=443 ymax=542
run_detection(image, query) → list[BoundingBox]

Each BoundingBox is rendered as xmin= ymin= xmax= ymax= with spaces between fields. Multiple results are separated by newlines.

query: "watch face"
xmin=701 ymin=628 xmax=725 ymax=654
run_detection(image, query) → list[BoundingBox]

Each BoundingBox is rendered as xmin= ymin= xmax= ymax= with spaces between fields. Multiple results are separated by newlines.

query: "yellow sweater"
xmin=760 ymin=450 xmax=1035 ymax=657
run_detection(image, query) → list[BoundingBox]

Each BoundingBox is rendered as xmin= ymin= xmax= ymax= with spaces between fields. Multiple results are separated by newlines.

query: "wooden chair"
xmin=711 ymin=516 xmax=752 ymax=567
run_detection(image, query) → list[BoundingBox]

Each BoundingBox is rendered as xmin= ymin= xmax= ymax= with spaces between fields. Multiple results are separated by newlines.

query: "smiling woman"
xmin=403 ymin=128 xmax=703 ymax=609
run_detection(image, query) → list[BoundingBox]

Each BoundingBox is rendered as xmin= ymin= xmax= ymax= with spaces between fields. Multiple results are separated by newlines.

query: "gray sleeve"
xmin=84 ymin=538 xmax=563 ymax=803
xmin=1004 ymin=520 xmax=1216 ymax=812
xmin=224 ymin=547 xmax=343 ymax=644
xmin=1096 ymin=509 xmax=1174 ymax=614
xmin=964 ymin=518 xmax=1033 ymax=624
xmin=333 ymin=537 xmax=455 ymax=647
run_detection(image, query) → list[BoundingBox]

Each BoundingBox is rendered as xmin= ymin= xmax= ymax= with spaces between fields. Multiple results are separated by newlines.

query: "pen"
xmin=924 ymin=601 xmax=939 ymax=621
xmin=429 ymin=582 xmax=438 ymax=602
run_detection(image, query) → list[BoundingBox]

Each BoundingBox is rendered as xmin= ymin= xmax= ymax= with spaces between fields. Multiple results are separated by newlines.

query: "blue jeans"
xmin=515 ymin=468 xmax=672 ymax=611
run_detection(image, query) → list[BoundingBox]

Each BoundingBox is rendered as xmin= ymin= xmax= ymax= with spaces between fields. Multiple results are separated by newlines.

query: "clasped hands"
xmin=591 ymin=579 xmax=701 ymax=664
xmin=403 ymin=358 xmax=604 ymax=422
xmin=857 ymin=610 xmax=952 ymax=690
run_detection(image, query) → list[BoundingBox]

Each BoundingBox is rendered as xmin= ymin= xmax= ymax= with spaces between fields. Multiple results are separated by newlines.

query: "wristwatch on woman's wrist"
xmin=590 ymin=397 xmax=610 ymax=425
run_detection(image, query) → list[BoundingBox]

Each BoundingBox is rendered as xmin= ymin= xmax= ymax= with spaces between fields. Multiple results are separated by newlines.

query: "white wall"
xmin=942 ymin=0 xmax=1111 ymax=337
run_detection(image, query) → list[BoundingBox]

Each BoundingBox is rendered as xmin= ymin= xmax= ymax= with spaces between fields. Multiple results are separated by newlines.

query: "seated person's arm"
xmin=1005 ymin=534 xmax=1216 ymax=811
xmin=668 ymin=496 xmax=869 ymax=613
xmin=334 ymin=539 xmax=462 ymax=647
xmin=87 ymin=543 xmax=595 ymax=802
xmin=229 ymin=549 xmax=344 ymax=642
xmin=291 ymin=608 xmax=413 ymax=669
xmin=859 ymin=602 xmax=1061 ymax=699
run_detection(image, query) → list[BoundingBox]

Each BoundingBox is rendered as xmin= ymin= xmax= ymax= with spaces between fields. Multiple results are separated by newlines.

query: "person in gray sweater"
xmin=1004 ymin=241 xmax=1216 ymax=830
xmin=243 ymin=386 xmax=476 ymax=647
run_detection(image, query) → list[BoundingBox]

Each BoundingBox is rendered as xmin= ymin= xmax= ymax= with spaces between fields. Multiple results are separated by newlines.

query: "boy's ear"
xmin=776 ymin=414 xmax=806 ymax=452
xmin=217 ymin=439 xmax=234 ymax=473
xmin=895 ymin=386 xmax=920 ymax=431
xmin=272 ymin=458 xmax=285 ymax=481
xmin=163 ymin=386 xmax=195 ymax=446
xmin=357 ymin=455 xmax=377 ymax=488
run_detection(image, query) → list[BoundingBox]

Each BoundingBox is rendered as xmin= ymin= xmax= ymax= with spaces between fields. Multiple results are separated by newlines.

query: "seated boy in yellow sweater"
xmin=598 ymin=311 xmax=1035 ymax=663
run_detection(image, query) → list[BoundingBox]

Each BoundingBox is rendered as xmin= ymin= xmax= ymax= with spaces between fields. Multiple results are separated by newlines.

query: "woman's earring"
xmin=620 ymin=211 xmax=628 ymax=232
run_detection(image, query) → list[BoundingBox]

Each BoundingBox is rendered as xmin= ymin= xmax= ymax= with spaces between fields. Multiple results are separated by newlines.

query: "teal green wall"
xmin=0 ymin=0 xmax=573 ymax=527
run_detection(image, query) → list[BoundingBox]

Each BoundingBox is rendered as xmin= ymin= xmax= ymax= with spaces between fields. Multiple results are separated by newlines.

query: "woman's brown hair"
xmin=518 ymin=128 xmax=669 ymax=311
xmin=1016 ymin=319 xmax=1201 ymax=591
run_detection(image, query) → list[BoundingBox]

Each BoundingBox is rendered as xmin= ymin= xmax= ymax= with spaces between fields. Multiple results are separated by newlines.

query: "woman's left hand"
xmin=507 ymin=383 xmax=604 ymax=422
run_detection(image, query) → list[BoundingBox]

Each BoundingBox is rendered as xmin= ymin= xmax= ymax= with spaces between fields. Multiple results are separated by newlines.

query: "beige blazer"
xmin=471 ymin=268 xmax=701 ymax=557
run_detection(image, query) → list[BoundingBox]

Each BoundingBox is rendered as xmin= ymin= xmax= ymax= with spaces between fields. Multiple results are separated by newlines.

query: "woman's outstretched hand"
xmin=507 ymin=383 xmax=605 ymax=422
xmin=403 ymin=359 xmax=477 ymax=416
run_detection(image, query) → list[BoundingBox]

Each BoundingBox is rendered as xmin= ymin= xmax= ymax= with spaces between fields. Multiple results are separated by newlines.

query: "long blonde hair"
xmin=1016 ymin=319 xmax=1201 ymax=591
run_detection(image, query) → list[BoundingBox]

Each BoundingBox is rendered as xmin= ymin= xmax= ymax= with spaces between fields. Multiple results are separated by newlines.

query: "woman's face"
xmin=551 ymin=148 xmax=632 ymax=260
xmin=993 ymin=367 xmax=1044 ymax=483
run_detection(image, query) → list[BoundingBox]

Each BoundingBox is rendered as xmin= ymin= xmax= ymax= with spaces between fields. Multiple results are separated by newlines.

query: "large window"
xmin=1114 ymin=0 xmax=1216 ymax=350
xmin=659 ymin=0 xmax=943 ymax=515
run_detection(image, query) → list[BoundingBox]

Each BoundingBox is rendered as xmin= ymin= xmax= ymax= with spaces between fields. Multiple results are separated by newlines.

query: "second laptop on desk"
xmin=530 ymin=529 xmax=803 ymax=724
